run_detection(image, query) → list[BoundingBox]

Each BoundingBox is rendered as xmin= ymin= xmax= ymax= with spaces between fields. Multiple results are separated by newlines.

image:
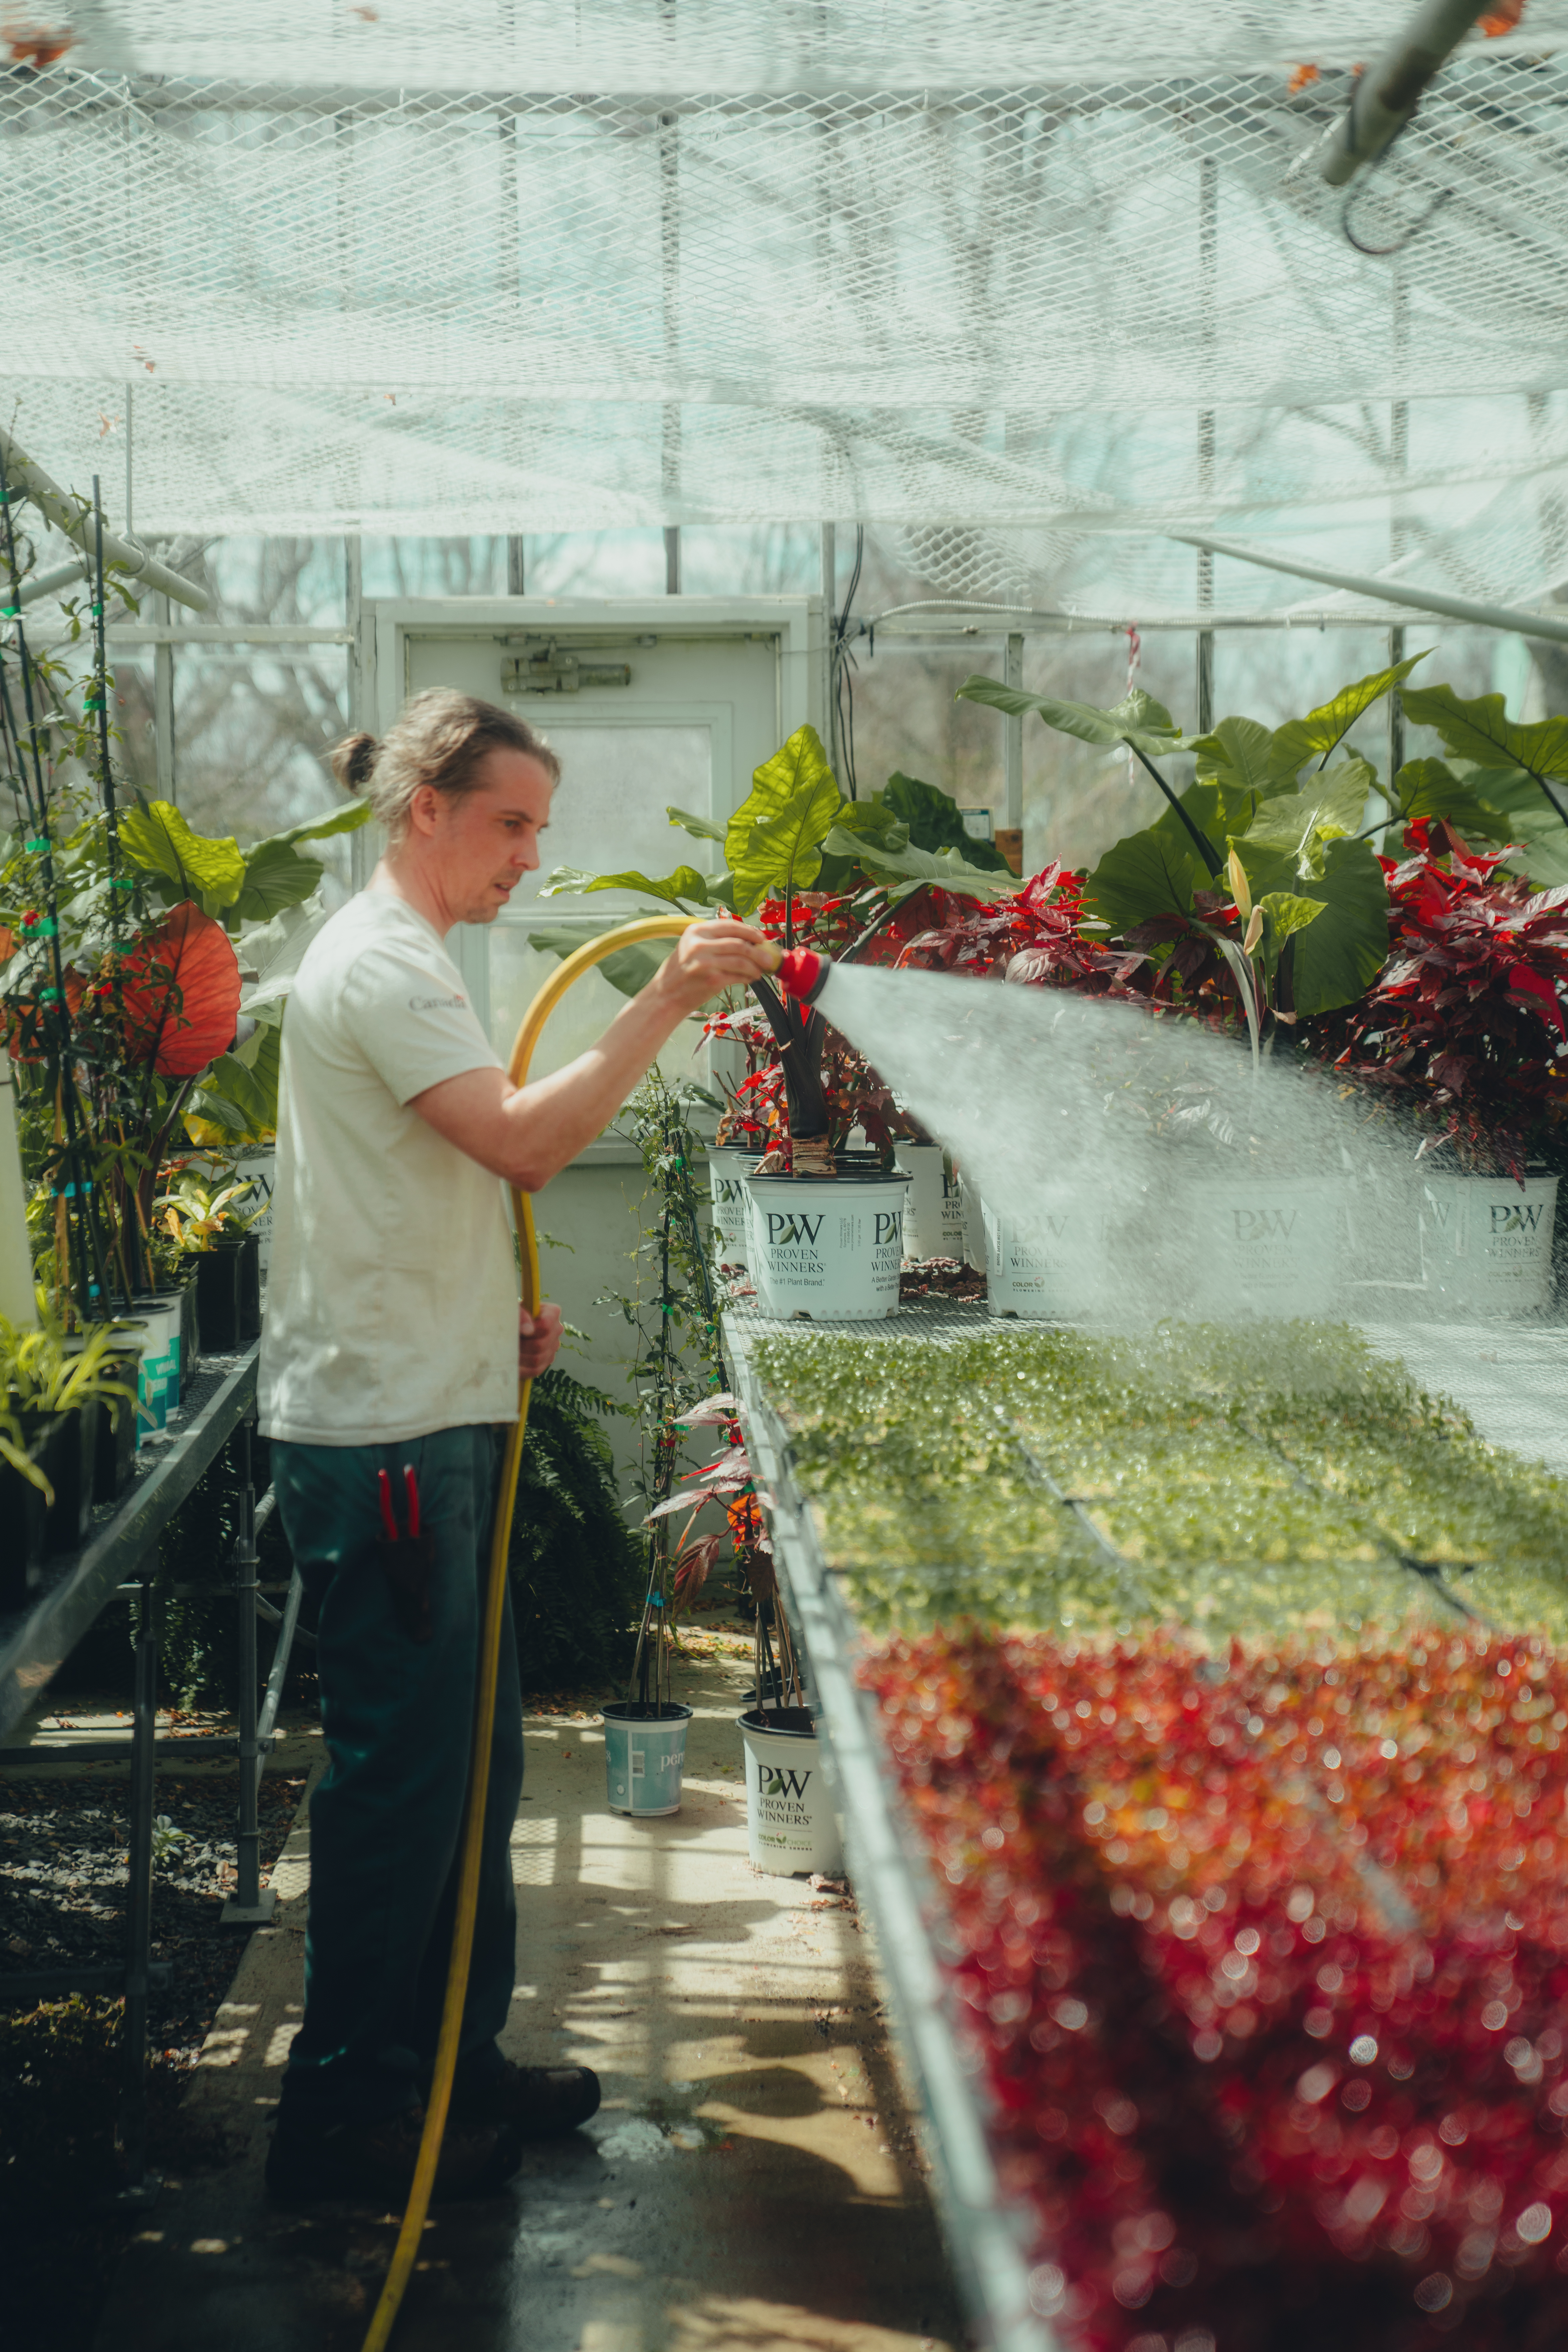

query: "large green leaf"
xmin=830 ymin=798 xmax=908 ymax=849
xmin=120 ymin=799 xmax=247 ymax=910
xmin=197 ymin=1026 xmax=281 ymax=1139
xmin=1460 ymin=766 xmax=1568 ymax=885
xmin=956 ymin=676 xmax=1183 ymax=758
xmin=1270 ymin=651 xmax=1429 ymax=776
xmin=666 ymin=803 xmax=727 ymax=844
xmin=1391 ymin=757 xmax=1519 ymax=843
xmin=1232 ymin=833 xmax=1388 ymax=1015
xmin=1189 ymin=715 xmax=1303 ymax=806
xmin=1239 ymin=754 xmax=1376 ymax=876
xmin=822 ymin=826 xmax=1022 ymax=899
xmin=881 ymin=771 xmax=1013 ymax=871
xmin=724 ymin=725 xmax=838 ymax=873
xmin=231 ymin=838 xmax=330 ymax=924
xmin=539 ymin=863 xmax=714 ymax=908
xmin=1399 ymin=685 xmax=1568 ymax=806
xmin=251 ymin=799 xmax=371 ymax=852
xmin=1080 ymin=822 xmax=1211 ymax=935
xmin=1255 ymin=890 xmax=1324 ymax=982
xmin=733 ymin=782 xmax=842 ymax=913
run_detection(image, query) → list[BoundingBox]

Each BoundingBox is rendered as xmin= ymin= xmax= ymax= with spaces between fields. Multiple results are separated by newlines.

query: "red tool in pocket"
xmin=375 ymin=1463 xmax=434 ymax=1642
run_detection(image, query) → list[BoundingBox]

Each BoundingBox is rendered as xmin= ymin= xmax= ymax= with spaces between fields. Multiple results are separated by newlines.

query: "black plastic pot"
xmin=173 ymin=1270 xmax=200 ymax=1378
xmin=27 ymin=1403 xmax=99 ymax=1557
xmin=194 ymin=1235 xmax=261 ymax=1352
xmin=0 ymin=1453 xmax=46 ymax=1609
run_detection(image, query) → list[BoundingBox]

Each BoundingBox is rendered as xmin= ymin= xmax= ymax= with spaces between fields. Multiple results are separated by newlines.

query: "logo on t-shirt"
xmin=409 ymin=993 xmax=467 ymax=1011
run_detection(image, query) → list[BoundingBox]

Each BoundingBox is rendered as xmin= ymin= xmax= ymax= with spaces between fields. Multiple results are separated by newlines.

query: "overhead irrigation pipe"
xmin=1303 ymin=0 xmax=1498 ymax=187
xmin=0 ymin=425 xmax=209 ymax=614
xmin=360 ymin=911 xmax=784 ymax=2352
xmin=1164 ymin=528 xmax=1568 ymax=650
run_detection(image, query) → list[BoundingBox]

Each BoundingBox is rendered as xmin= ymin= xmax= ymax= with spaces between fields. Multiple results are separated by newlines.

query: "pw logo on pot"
xmin=1232 ymin=1208 xmax=1298 ymax=1243
xmin=767 ymin=1212 xmax=825 ymax=1248
xmin=762 ymin=1766 xmax=812 ymax=1800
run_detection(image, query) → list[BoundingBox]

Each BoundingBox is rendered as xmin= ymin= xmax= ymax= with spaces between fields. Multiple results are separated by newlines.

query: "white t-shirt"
xmin=258 ymin=892 xmax=519 ymax=1446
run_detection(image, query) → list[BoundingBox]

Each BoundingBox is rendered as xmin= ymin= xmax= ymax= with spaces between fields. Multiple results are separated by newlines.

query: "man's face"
xmin=417 ymin=745 xmax=555 ymax=927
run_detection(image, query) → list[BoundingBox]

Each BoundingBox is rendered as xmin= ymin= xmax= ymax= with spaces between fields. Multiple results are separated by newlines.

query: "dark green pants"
xmin=271 ymin=1423 xmax=523 ymax=2126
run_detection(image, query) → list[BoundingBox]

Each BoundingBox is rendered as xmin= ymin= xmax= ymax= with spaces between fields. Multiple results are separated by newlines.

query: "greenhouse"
xmin=8 ymin=5 xmax=1568 ymax=2351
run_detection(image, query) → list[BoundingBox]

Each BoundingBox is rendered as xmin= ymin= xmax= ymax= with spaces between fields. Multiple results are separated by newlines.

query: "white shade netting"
xmin=7 ymin=3 xmax=1568 ymax=622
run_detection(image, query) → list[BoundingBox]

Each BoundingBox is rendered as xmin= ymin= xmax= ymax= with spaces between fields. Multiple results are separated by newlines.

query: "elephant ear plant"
xmin=957 ymin=654 xmax=1428 ymax=1059
xmin=538 ymin=722 xmax=1019 ymax=1176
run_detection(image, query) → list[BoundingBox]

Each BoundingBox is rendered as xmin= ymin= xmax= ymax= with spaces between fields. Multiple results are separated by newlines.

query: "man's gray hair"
xmin=329 ymin=689 xmax=559 ymax=840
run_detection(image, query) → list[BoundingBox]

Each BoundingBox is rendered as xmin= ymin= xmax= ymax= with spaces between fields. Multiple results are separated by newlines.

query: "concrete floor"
xmin=93 ymin=1639 xmax=962 ymax=2352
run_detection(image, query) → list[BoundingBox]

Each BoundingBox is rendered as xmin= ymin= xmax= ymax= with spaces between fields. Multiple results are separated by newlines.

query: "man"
xmin=258 ymin=689 xmax=774 ymax=2202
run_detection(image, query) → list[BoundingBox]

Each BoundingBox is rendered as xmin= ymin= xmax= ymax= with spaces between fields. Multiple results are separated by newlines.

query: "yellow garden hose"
xmin=361 ymin=913 xmax=698 ymax=2352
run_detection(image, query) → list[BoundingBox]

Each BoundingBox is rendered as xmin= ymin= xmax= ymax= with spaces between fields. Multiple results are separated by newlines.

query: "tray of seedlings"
xmin=728 ymin=1314 xmax=1568 ymax=2352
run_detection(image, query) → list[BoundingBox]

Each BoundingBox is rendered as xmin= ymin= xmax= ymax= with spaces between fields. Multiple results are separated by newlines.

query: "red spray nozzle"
xmin=775 ymin=947 xmax=829 ymax=1003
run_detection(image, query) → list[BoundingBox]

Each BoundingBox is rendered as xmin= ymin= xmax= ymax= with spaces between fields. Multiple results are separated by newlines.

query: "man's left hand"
xmin=519 ymin=1302 xmax=565 ymax=1377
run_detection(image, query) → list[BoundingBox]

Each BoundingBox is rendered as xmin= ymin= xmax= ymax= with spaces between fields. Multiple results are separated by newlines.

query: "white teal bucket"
xmin=983 ymin=1188 xmax=1107 ymax=1318
xmin=602 ymin=1702 xmax=691 ymax=1818
xmin=738 ymin=1707 xmax=842 ymax=1876
xmin=706 ymin=1148 xmax=756 ymax=1268
xmin=1421 ymin=1175 xmax=1558 ymax=1317
xmin=129 ymin=1295 xmax=182 ymax=1435
xmin=899 ymin=1144 xmax=967 ymax=1263
xmin=744 ymin=1172 xmax=909 ymax=1321
xmin=1185 ymin=1177 xmax=1345 ymax=1319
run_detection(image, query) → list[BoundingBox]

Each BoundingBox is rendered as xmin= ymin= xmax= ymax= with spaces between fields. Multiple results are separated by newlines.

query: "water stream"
xmin=813 ymin=962 xmax=1431 ymax=1326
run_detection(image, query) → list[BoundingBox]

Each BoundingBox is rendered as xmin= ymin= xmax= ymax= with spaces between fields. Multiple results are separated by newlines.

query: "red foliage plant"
xmin=1307 ymin=823 xmax=1568 ymax=1168
xmin=864 ymin=1625 xmax=1568 ymax=2352
xmin=895 ymin=862 xmax=1151 ymax=999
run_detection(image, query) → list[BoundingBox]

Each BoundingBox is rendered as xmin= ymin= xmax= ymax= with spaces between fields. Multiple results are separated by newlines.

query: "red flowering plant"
xmin=894 ymin=860 xmax=1153 ymax=997
xmin=865 ymin=1623 xmax=1568 ymax=2352
xmin=705 ymin=883 xmax=943 ymax=1169
xmin=650 ymin=1390 xmax=800 ymax=1707
xmin=1303 ymin=819 xmax=1568 ymax=1177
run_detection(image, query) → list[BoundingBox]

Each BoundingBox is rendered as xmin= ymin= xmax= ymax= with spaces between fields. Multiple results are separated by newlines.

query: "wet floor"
xmin=93 ymin=1641 xmax=962 ymax=2352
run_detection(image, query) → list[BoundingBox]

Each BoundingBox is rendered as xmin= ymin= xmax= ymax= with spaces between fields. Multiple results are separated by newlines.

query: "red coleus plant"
xmin=1308 ymin=822 xmax=1568 ymax=1163
xmin=864 ymin=1625 xmax=1568 ymax=2352
xmin=707 ymin=888 xmax=933 ymax=1163
xmin=895 ymin=861 xmax=1151 ymax=999
xmin=650 ymin=1391 xmax=775 ymax=1620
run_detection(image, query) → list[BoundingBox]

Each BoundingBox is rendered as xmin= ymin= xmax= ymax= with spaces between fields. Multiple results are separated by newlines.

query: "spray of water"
xmin=813 ymin=961 xmax=1437 ymax=1327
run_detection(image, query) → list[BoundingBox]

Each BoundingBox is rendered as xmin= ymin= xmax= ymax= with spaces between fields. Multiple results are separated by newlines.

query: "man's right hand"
xmin=654 ymin=917 xmax=777 ymax=1015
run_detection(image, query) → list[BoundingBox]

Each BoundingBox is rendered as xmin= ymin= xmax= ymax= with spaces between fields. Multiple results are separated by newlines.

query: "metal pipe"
xmin=0 ymin=426 xmax=209 ymax=613
xmin=254 ymin=1564 xmax=305 ymax=1794
xmin=1003 ymin=633 xmax=1024 ymax=832
xmin=118 ymin=1575 xmax=159 ymax=2188
xmin=11 ymin=558 xmax=88 ymax=610
xmin=1311 ymin=0 xmax=1493 ymax=187
xmin=1164 ymin=528 xmax=1568 ymax=646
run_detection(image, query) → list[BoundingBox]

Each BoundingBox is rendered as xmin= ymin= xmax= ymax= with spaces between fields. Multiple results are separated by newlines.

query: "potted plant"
xmin=1303 ymin=816 xmax=1568 ymax=1315
xmin=653 ymin=1386 xmax=841 ymax=1877
xmin=538 ymin=726 xmax=1017 ymax=1318
xmin=0 ymin=1312 xmax=136 ymax=1559
xmin=153 ymin=1166 xmax=270 ymax=1352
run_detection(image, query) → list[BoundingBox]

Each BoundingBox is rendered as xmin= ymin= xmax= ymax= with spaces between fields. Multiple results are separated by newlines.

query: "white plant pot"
xmin=960 ymin=1170 xmax=988 ymax=1274
xmin=899 ymin=1143 xmax=968 ymax=1263
xmin=983 ymin=1187 xmax=1108 ymax=1318
xmin=1185 ymin=1176 xmax=1345 ymax=1320
xmin=1420 ymin=1174 xmax=1558 ymax=1317
xmin=743 ymin=1171 xmax=910 ymax=1320
xmin=738 ymin=1707 xmax=843 ymax=1876
xmin=236 ymin=1149 xmax=276 ymax=1278
xmin=706 ymin=1147 xmax=757 ymax=1269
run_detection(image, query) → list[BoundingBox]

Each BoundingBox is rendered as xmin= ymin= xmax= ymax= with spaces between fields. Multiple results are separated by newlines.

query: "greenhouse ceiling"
xmin=8 ymin=2 xmax=1568 ymax=624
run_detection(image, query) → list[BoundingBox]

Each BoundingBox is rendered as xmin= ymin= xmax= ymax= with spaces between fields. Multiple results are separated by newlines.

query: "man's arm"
xmin=409 ymin=918 xmax=775 ymax=1191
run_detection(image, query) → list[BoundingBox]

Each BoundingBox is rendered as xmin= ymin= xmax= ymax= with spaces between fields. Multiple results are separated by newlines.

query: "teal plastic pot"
xmin=602 ymin=1701 xmax=692 ymax=1818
